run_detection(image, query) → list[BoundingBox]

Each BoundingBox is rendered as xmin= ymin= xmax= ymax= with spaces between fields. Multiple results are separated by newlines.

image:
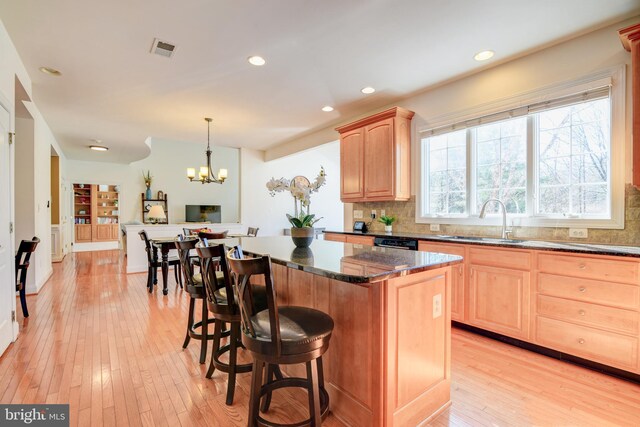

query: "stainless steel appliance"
xmin=373 ymin=236 xmax=418 ymax=251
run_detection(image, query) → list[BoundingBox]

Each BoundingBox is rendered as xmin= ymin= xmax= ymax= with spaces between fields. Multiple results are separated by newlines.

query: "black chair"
xmin=175 ymin=238 xmax=217 ymax=364
xmin=196 ymin=243 xmax=269 ymax=405
xmin=15 ymin=237 xmax=40 ymax=318
xmin=247 ymin=227 xmax=259 ymax=237
xmin=227 ymin=246 xmax=333 ymax=426
xmin=138 ymin=230 xmax=181 ymax=293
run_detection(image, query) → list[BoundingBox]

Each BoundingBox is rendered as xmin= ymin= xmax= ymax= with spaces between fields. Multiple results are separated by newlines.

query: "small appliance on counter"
xmin=353 ymin=221 xmax=368 ymax=233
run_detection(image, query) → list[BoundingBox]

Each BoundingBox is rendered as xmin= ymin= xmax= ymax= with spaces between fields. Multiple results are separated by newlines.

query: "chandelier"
xmin=186 ymin=117 xmax=227 ymax=184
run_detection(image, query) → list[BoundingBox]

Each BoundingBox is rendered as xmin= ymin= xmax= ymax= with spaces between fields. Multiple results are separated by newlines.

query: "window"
xmin=474 ymin=118 xmax=527 ymax=214
xmin=536 ymin=98 xmax=610 ymax=217
xmin=425 ymin=130 xmax=466 ymax=215
xmin=418 ymin=69 xmax=623 ymax=229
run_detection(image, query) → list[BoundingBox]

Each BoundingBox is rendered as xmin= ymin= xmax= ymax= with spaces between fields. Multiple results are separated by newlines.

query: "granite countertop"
xmin=325 ymin=230 xmax=640 ymax=258
xmin=213 ymin=236 xmax=462 ymax=283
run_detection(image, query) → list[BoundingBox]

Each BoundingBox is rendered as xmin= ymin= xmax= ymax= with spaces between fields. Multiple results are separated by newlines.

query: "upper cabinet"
xmin=336 ymin=107 xmax=414 ymax=202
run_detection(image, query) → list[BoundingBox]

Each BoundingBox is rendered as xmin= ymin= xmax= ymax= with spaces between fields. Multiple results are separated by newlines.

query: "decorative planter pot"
xmin=385 ymin=225 xmax=393 ymax=232
xmin=291 ymin=227 xmax=315 ymax=248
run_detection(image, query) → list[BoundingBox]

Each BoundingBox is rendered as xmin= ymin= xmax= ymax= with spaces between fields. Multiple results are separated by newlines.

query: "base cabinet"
xmin=419 ymin=241 xmax=465 ymax=322
xmin=74 ymin=224 xmax=92 ymax=242
xmin=468 ymin=264 xmax=530 ymax=340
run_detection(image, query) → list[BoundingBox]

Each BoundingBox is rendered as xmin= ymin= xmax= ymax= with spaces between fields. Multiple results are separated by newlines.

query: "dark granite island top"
xmin=213 ymin=235 xmax=458 ymax=426
xmin=215 ymin=236 xmax=463 ymax=283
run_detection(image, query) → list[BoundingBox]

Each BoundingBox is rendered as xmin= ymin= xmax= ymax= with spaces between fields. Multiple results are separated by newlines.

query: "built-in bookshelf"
xmin=73 ymin=184 xmax=120 ymax=243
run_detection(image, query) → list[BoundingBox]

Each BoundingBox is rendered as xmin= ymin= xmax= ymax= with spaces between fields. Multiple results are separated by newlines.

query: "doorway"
xmin=0 ymin=102 xmax=14 ymax=355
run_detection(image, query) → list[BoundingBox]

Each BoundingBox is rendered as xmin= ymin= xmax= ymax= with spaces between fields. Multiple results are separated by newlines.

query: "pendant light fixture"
xmin=187 ymin=118 xmax=227 ymax=184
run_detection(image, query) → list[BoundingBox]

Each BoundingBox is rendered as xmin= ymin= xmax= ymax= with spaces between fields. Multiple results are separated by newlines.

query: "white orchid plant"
xmin=266 ymin=167 xmax=326 ymax=226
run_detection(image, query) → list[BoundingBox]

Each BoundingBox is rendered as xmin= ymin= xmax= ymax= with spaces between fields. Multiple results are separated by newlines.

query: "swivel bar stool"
xmin=175 ymin=238 xmax=215 ymax=364
xmin=197 ymin=243 xmax=268 ymax=405
xmin=227 ymin=246 xmax=333 ymax=427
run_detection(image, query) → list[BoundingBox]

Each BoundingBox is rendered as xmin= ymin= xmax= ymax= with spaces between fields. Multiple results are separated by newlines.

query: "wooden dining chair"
xmin=15 ymin=237 xmax=40 ymax=318
xmin=138 ymin=230 xmax=181 ymax=292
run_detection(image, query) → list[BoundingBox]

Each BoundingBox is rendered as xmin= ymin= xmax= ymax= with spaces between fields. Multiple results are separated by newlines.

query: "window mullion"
xmin=467 ymin=129 xmax=475 ymax=216
xmin=527 ymin=115 xmax=536 ymax=217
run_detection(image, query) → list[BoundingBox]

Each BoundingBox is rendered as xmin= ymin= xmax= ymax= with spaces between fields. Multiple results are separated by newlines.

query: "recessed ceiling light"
xmin=247 ymin=56 xmax=266 ymax=66
xmin=39 ymin=66 xmax=62 ymax=76
xmin=90 ymin=145 xmax=108 ymax=152
xmin=474 ymin=50 xmax=495 ymax=61
xmin=321 ymin=106 xmax=334 ymax=112
xmin=361 ymin=86 xmax=375 ymax=94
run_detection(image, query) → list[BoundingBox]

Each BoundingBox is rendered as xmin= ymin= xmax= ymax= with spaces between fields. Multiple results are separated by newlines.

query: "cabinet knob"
xmin=578 ymin=286 xmax=586 ymax=293
xmin=578 ymin=310 xmax=586 ymax=316
xmin=578 ymin=263 xmax=586 ymax=269
xmin=578 ymin=338 xmax=585 ymax=345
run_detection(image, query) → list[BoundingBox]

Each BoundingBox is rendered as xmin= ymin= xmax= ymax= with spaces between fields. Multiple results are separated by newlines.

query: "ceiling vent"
xmin=150 ymin=38 xmax=176 ymax=58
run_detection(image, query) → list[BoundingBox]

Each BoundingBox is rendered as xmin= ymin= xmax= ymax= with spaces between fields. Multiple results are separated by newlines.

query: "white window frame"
xmin=416 ymin=66 xmax=625 ymax=229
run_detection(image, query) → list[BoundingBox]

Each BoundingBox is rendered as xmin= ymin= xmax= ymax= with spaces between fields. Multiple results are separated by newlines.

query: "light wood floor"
xmin=1 ymin=251 xmax=639 ymax=427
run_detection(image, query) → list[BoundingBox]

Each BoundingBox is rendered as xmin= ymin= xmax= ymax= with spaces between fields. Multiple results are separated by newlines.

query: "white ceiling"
xmin=0 ymin=0 xmax=638 ymax=163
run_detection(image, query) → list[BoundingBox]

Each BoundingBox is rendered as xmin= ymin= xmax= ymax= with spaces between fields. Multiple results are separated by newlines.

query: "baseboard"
xmin=126 ymin=263 xmax=147 ymax=274
xmin=25 ymin=267 xmax=53 ymax=295
xmin=453 ymin=321 xmax=640 ymax=384
xmin=73 ymin=241 xmax=119 ymax=252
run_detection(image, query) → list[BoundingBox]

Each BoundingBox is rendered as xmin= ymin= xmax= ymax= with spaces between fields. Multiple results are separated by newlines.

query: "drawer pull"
xmin=578 ymin=310 xmax=586 ymax=316
xmin=578 ymin=263 xmax=586 ymax=270
xmin=578 ymin=286 xmax=586 ymax=293
xmin=578 ymin=338 xmax=585 ymax=345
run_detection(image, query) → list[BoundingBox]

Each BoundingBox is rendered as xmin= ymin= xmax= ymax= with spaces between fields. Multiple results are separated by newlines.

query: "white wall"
xmin=0 ymin=19 xmax=68 ymax=294
xmin=241 ymin=141 xmax=343 ymax=236
xmin=66 ymin=139 xmax=240 ymax=227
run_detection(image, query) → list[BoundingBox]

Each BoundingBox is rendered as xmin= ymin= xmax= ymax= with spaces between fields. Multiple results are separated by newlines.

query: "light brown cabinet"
xmin=74 ymin=224 xmax=92 ymax=242
xmin=323 ymin=233 xmax=374 ymax=246
xmin=336 ymin=107 xmax=414 ymax=202
xmin=419 ymin=241 xmax=465 ymax=322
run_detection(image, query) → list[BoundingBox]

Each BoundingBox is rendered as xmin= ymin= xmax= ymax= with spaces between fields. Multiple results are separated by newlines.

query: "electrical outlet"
xmin=433 ymin=294 xmax=442 ymax=318
xmin=430 ymin=224 xmax=440 ymax=232
xmin=353 ymin=210 xmax=363 ymax=219
xmin=371 ymin=210 xmax=377 ymax=219
xmin=569 ymin=228 xmax=588 ymax=239
xmin=380 ymin=209 xmax=386 ymax=217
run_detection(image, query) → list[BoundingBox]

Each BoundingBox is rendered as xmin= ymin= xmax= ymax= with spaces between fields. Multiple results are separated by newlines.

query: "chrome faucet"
xmin=479 ymin=198 xmax=513 ymax=240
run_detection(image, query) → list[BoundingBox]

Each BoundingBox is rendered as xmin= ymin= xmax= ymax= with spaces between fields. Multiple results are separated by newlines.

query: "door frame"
xmin=0 ymin=91 xmax=17 ymax=343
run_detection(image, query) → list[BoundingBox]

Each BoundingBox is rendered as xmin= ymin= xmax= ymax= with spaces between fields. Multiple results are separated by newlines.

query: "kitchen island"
xmin=217 ymin=236 xmax=463 ymax=427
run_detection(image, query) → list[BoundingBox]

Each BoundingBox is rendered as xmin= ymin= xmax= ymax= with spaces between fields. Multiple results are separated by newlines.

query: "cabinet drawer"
xmin=346 ymin=235 xmax=374 ymax=246
xmin=324 ymin=233 xmax=347 ymax=242
xmin=537 ymin=273 xmax=640 ymax=310
xmin=537 ymin=295 xmax=639 ymax=335
xmin=468 ymin=246 xmax=531 ymax=270
xmin=537 ymin=253 xmax=639 ymax=285
xmin=536 ymin=316 xmax=638 ymax=371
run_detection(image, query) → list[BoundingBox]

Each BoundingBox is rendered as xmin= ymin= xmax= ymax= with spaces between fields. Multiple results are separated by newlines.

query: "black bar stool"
xmin=227 ymin=246 xmax=333 ymax=427
xmin=15 ymin=236 xmax=40 ymax=318
xmin=197 ymin=243 xmax=269 ymax=405
xmin=175 ymin=238 xmax=215 ymax=364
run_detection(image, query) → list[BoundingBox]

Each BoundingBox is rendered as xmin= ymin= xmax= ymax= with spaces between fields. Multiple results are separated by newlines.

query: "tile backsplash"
xmin=350 ymin=184 xmax=640 ymax=246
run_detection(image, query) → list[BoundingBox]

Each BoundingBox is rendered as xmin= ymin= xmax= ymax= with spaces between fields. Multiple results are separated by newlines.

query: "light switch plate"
xmin=371 ymin=210 xmax=377 ymax=219
xmin=433 ymin=294 xmax=442 ymax=318
xmin=380 ymin=209 xmax=386 ymax=217
xmin=569 ymin=228 xmax=588 ymax=238
xmin=430 ymin=224 xmax=440 ymax=232
xmin=353 ymin=210 xmax=363 ymax=219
